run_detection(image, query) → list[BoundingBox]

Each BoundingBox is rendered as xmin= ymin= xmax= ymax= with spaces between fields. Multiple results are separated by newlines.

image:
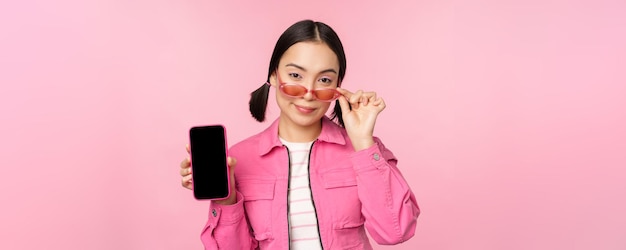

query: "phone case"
xmin=189 ymin=124 xmax=231 ymax=201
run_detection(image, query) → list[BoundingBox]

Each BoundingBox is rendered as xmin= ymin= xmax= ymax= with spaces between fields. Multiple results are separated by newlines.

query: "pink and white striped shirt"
xmin=281 ymin=138 xmax=322 ymax=250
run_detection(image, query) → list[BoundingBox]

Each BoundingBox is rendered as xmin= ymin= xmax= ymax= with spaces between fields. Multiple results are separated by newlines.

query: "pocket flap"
xmin=321 ymin=168 xmax=357 ymax=189
xmin=335 ymin=219 xmax=365 ymax=229
xmin=238 ymin=177 xmax=276 ymax=200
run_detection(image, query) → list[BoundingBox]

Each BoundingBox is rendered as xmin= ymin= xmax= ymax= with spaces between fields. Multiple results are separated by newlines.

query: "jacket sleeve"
xmin=200 ymin=191 xmax=258 ymax=249
xmin=350 ymin=137 xmax=420 ymax=245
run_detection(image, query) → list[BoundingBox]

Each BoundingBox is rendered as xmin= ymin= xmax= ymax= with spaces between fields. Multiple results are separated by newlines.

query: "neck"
xmin=278 ymin=117 xmax=322 ymax=143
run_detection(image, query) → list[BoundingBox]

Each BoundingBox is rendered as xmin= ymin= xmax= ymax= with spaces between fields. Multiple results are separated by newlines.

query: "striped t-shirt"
xmin=280 ymin=138 xmax=323 ymax=250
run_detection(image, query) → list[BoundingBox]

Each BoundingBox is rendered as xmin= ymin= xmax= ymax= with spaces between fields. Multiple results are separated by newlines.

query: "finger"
xmin=349 ymin=90 xmax=363 ymax=110
xmin=362 ymin=96 xmax=368 ymax=106
xmin=376 ymin=97 xmax=387 ymax=112
xmin=180 ymin=165 xmax=192 ymax=177
xmin=336 ymin=88 xmax=353 ymax=99
xmin=337 ymin=95 xmax=351 ymax=115
xmin=350 ymin=90 xmax=363 ymax=104
xmin=227 ymin=157 xmax=237 ymax=168
xmin=227 ymin=157 xmax=237 ymax=189
xmin=186 ymin=144 xmax=190 ymax=154
xmin=180 ymin=157 xmax=190 ymax=169
xmin=182 ymin=174 xmax=193 ymax=189
xmin=368 ymin=92 xmax=377 ymax=101
xmin=363 ymin=91 xmax=377 ymax=103
xmin=371 ymin=97 xmax=383 ymax=106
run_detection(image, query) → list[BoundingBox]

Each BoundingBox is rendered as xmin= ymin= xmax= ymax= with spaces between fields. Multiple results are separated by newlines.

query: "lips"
xmin=294 ymin=104 xmax=316 ymax=114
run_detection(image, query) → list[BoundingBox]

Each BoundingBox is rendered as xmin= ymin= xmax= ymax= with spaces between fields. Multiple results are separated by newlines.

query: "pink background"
xmin=1 ymin=0 xmax=625 ymax=249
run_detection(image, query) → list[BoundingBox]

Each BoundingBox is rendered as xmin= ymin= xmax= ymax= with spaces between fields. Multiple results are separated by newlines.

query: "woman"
xmin=180 ymin=19 xmax=419 ymax=249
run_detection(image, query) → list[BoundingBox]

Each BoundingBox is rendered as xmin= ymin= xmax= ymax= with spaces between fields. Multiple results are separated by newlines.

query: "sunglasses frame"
xmin=267 ymin=72 xmax=342 ymax=102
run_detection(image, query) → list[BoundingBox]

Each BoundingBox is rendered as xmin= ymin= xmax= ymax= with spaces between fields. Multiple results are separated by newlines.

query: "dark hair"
xmin=249 ymin=19 xmax=347 ymax=127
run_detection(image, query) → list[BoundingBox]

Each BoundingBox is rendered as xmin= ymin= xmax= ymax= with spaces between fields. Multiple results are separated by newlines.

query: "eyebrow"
xmin=285 ymin=63 xmax=337 ymax=74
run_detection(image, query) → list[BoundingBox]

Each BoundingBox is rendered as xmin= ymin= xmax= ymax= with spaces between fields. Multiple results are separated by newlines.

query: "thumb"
xmin=337 ymin=95 xmax=351 ymax=115
xmin=227 ymin=157 xmax=237 ymax=190
xmin=227 ymin=156 xmax=237 ymax=168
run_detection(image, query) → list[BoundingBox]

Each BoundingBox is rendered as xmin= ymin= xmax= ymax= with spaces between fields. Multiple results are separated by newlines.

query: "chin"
xmin=289 ymin=113 xmax=324 ymax=127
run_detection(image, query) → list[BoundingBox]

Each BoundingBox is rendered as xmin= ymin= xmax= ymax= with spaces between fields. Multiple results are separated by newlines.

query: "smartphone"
xmin=189 ymin=125 xmax=230 ymax=200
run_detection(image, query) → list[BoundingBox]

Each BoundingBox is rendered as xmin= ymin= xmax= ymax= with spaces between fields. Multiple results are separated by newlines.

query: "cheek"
xmin=275 ymin=90 xmax=289 ymax=107
xmin=319 ymin=102 xmax=332 ymax=113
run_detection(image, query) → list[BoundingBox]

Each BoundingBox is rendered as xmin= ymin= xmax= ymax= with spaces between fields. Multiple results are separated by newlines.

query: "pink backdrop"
xmin=1 ymin=0 xmax=625 ymax=249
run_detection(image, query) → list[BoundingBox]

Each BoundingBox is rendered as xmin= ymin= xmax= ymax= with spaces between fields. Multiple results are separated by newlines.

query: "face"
xmin=270 ymin=41 xmax=340 ymax=129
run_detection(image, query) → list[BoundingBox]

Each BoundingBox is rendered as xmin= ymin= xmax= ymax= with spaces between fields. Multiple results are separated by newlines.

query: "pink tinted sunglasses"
xmin=267 ymin=73 xmax=342 ymax=102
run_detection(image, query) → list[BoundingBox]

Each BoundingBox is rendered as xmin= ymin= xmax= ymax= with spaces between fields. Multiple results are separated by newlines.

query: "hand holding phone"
xmin=189 ymin=125 xmax=231 ymax=200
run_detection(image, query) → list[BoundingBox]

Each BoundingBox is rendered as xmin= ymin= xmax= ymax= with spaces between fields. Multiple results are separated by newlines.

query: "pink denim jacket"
xmin=201 ymin=117 xmax=419 ymax=249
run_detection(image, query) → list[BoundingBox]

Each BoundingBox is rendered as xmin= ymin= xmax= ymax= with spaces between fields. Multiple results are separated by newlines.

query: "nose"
xmin=302 ymin=89 xmax=315 ymax=101
xmin=301 ymin=80 xmax=316 ymax=101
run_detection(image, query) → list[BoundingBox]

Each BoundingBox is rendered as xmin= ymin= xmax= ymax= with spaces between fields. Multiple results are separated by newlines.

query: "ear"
xmin=269 ymin=72 xmax=277 ymax=86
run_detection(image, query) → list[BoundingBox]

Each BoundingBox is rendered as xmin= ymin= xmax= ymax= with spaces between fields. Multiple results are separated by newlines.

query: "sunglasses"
xmin=267 ymin=73 xmax=342 ymax=102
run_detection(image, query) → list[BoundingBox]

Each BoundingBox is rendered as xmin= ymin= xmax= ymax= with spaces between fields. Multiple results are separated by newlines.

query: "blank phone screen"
xmin=189 ymin=125 xmax=229 ymax=200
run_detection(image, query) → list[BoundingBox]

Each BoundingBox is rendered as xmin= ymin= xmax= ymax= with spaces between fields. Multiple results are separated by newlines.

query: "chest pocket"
xmin=321 ymin=167 xmax=357 ymax=189
xmin=237 ymin=176 xmax=276 ymax=241
xmin=320 ymin=167 xmax=362 ymax=229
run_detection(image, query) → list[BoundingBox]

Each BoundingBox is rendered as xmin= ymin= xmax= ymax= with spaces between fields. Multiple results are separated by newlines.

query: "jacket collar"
xmin=258 ymin=116 xmax=346 ymax=156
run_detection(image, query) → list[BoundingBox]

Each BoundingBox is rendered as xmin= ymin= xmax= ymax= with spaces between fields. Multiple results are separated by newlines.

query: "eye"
xmin=288 ymin=73 xmax=302 ymax=79
xmin=319 ymin=77 xmax=333 ymax=85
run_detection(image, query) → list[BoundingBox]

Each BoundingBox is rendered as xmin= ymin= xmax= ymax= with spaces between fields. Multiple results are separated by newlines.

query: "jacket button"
xmin=212 ymin=209 xmax=217 ymax=217
xmin=373 ymin=153 xmax=380 ymax=161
